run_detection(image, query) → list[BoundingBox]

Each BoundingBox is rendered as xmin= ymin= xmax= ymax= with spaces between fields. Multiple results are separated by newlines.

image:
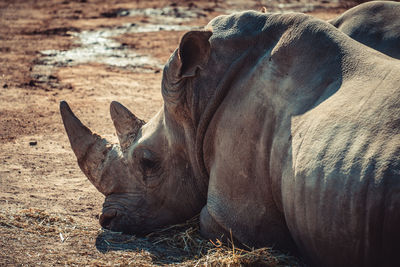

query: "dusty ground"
xmin=0 ymin=0 xmax=350 ymax=266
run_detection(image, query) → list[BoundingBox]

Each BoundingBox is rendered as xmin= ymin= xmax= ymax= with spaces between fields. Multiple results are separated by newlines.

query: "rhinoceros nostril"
xmin=99 ymin=210 xmax=117 ymax=229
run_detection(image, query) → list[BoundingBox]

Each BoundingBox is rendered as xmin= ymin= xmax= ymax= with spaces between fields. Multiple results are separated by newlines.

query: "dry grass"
xmin=0 ymin=208 xmax=77 ymax=236
xmin=1 ymin=208 xmax=305 ymax=266
xmin=144 ymin=216 xmax=304 ymax=266
xmin=0 ymin=208 xmax=304 ymax=266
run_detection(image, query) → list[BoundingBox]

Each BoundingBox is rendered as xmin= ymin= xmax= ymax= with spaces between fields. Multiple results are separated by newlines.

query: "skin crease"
xmin=329 ymin=1 xmax=400 ymax=59
xmin=61 ymin=10 xmax=400 ymax=267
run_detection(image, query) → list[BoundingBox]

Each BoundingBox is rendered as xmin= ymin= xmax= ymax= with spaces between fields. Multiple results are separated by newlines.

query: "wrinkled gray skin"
xmin=330 ymin=1 xmax=400 ymax=59
xmin=61 ymin=10 xmax=400 ymax=267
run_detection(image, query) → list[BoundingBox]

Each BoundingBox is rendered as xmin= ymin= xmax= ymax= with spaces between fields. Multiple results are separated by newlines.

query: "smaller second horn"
xmin=110 ymin=101 xmax=145 ymax=149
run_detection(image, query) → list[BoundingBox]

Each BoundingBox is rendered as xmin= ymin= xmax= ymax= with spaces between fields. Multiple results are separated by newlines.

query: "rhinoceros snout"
xmin=99 ymin=208 xmax=145 ymax=234
xmin=99 ymin=209 xmax=117 ymax=230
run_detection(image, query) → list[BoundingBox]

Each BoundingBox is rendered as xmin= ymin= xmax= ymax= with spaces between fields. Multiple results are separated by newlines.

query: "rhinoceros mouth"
xmin=99 ymin=208 xmax=148 ymax=234
xmin=99 ymin=209 xmax=118 ymax=229
xmin=99 ymin=193 xmax=150 ymax=234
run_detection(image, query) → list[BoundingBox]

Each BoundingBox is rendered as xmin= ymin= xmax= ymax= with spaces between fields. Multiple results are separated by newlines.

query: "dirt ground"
xmin=0 ymin=0 xmax=351 ymax=266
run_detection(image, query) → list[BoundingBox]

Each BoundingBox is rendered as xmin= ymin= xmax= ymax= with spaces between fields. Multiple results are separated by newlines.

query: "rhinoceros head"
xmin=60 ymin=30 xmax=212 ymax=234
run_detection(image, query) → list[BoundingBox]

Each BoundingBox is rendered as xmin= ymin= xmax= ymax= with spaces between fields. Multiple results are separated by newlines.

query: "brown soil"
xmin=0 ymin=0 xmax=348 ymax=266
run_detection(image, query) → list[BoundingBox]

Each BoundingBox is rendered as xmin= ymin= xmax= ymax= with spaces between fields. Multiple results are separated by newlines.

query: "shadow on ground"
xmin=95 ymin=216 xmax=211 ymax=265
xmin=95 ymin=230 xmax=192 ymax=264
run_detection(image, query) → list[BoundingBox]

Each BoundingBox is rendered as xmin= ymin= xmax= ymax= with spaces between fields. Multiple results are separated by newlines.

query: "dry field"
xmin=0 ymin=0 xmax=356 ymax=265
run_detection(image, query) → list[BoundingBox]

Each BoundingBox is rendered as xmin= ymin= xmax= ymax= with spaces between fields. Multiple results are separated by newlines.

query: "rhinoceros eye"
xmin=139 ymin=150 xmax=159 ymax=176
xmin=133 ymin=148 xmax=162 ymax=187
xmin=141 ymin=157 xmax=156 ymax=170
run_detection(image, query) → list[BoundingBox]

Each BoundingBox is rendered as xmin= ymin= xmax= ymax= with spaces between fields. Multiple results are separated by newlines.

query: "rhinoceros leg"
xmin=199 ymin=206 xmax=231 ymax=243
xmin=199 ymin=81 xmax=298 ymax=252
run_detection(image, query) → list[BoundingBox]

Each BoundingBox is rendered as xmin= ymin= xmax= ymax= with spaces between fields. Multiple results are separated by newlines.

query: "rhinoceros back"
xmin=330 ymin=1 xmax=400 ymax=59
xmin=282 ymin=59 xmax=400 ymax=266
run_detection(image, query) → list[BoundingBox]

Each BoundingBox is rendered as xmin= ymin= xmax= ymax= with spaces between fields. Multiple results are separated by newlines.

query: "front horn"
xmin=60 ymin=101 xmax=118 ymax=195
xmin=110 ymin=101 xmax=145 ymax=150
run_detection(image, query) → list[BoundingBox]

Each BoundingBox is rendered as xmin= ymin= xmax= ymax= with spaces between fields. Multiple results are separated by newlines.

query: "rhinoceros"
xmin=330 ymin=1 xmax=400 ymax=59
xmin=61 ymin=10 xmax=400 ymax=267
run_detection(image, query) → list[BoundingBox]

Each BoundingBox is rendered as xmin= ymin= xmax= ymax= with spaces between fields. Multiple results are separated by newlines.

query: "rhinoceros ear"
xmin=178 ymin=30 xmax=212 ymax=78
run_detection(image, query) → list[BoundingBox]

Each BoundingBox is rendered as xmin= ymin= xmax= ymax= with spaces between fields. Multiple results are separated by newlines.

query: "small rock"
xmin=29 ymin=141 xmax=37 ymax=146
xmin=3 ymin=84 xmax=8 ymax=88
xmin=188 ymin=2 xmax=197 ymax=8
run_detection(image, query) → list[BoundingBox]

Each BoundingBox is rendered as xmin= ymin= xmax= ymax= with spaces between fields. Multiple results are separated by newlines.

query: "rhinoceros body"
xmin=330 ymin=1 xmax=400 ymax=59
xmin=61 ymin=10 xmax=400 ymax=267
